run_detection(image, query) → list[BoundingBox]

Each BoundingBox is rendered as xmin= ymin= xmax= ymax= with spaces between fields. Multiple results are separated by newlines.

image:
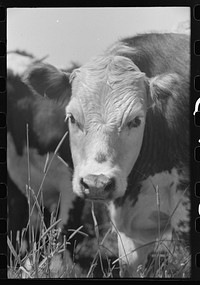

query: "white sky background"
xmin=7 ymin=7 xmax=190 ymax=68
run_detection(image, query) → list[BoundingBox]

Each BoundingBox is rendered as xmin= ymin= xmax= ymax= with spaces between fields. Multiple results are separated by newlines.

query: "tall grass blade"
xmin=40 ymin=219 xmax=62 ymax=240
xmin=68 ymin=225 xmax=84 ymax=241
xmin=91 ymin=202 xmax=99 ymax=242
xmin=7 ymin=236 xmax=20 ymax=262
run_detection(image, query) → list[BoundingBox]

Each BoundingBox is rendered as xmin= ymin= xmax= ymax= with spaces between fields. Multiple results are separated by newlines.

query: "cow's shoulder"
xmin=119 ymin=33 xmax=189 ymax=77
xmin=111 ymin=167 xmax=189 ymax=240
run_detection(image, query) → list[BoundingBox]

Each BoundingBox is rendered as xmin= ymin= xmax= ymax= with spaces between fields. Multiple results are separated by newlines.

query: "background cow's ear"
xmin=148 ymin=73 xmax=182 ymax=108
xmin=23 ymin=63 xmax=71 ymax=104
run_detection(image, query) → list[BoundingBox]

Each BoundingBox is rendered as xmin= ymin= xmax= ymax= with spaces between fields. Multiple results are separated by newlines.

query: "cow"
xmin=7 ymin=51 xmax=75 ymax=234
xmin=7 ymin=51 xmax=118 ymax=277
xmin=24 ymin=32 xmax=190 ymax=278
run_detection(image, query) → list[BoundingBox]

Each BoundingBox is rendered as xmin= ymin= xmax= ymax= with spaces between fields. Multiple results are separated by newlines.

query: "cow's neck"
xmin=114 ymin=108 xmax=188 ymax=207
xmin=109 ymin=166 xmax=189 ymax=244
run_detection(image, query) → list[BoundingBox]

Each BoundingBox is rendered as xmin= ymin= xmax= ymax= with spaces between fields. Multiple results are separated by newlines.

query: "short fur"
xmin=25 ymin=33 xmax=190 ymax=278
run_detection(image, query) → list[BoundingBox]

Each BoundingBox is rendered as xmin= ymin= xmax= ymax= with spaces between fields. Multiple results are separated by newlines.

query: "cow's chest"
xmin=109 ymin=168 xmax=189 ymax=244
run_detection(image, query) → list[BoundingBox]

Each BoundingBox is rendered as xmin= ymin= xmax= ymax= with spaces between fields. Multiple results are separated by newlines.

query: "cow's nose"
xmin=80 ymin=174 xmax=115 ymax=199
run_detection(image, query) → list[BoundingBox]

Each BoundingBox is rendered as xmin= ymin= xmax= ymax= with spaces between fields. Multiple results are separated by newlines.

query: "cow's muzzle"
xmin=80 ymin=174 xmax=115 ymax=200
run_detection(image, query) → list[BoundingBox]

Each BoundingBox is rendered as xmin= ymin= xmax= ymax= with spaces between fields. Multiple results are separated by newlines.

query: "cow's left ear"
xmin=148 ymin=73 xmax=182 ymax=109
xmin=23 ymin=63 xmax=71 ymax=104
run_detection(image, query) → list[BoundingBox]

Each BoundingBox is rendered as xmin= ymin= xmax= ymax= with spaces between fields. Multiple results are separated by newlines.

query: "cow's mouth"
xmin=80 ymin=175 xmax=115 ymax=201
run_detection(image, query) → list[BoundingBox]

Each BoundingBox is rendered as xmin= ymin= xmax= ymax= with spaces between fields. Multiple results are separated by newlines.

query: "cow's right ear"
xmin=23 ymin=63 xmax=71 ymax=104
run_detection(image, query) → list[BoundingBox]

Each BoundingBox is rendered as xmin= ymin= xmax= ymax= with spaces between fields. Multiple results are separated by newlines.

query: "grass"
xmin=7 ymin=202 xmax=191 ymax=278
xmin=7 ymin=125 xmax=191 ymax=278
xmin=7 ymin=200 xmax=119 ymax=278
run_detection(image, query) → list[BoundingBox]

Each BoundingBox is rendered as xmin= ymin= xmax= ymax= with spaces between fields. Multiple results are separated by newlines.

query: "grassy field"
xmin=7 ymin=196 xmax=191 ymax=279
xmin=7 ymin=201 xmax=120 ymax=278
xmin=7 ymin=129 xmax=191 ymax=279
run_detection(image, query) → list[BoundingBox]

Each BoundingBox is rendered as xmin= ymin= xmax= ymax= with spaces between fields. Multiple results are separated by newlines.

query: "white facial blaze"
xmin=66 ymin=53 xmax=148 ymax=199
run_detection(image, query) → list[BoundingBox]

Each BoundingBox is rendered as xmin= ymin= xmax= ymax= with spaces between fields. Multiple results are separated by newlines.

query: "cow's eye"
xmin=67 ymin=113 xmax=83 ymax=131
xmin=127 ymin=117 xmax=142 ymax=129
xmin=69 ymin=113 xmax=76 ymax=124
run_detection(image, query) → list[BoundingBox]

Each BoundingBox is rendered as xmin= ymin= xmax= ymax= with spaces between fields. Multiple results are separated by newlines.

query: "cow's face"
xmin=25 ymin=52 xmax=178 ymax=202
xmin=66 ymin=55 xmax=148 ymax=201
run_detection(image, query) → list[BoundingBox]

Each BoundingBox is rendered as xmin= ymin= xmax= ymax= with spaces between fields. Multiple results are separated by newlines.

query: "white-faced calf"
xmin=25 ymin=33 xmax=190 ymax=277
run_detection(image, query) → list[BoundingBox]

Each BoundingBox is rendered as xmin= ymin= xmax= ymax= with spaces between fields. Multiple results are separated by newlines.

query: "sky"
xmin=7 ymin=7 xmax=190 ymax=69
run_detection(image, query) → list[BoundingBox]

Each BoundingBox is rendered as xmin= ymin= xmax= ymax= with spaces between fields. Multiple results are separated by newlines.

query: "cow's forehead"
xmin=71 ymin=54 xmax=146 ymax=92
xmin=68 ymin=54 xmax=147 ymax=123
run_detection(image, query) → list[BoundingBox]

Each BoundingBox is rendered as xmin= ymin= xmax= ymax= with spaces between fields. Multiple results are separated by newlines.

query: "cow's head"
xmin=24 ymin=45 xmax=181 ymax=202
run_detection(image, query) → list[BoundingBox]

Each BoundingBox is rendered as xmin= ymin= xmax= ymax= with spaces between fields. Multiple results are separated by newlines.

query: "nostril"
xmin=80 ymin=178 xmax=91 ymax=196
xmin=80 ymin=178 xmax=89 ymax=189
xmin=104 ymin=178 xmax=115 ymax=192
xmin=80 ymin=175 xmax=115 ymax=197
